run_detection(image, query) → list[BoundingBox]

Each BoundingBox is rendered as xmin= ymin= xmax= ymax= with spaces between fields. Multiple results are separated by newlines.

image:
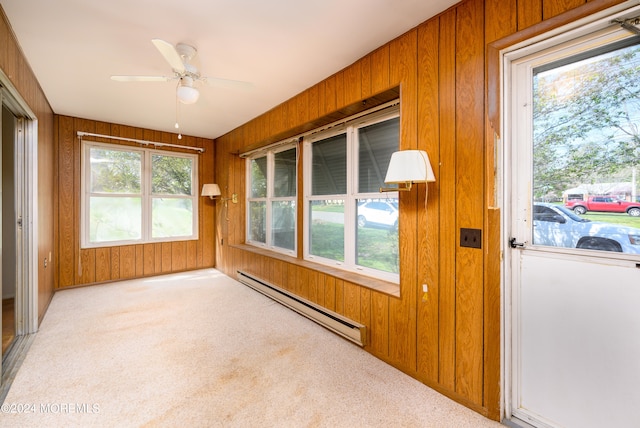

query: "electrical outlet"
xmin=460 ymin=228 xmax=482 ymax=249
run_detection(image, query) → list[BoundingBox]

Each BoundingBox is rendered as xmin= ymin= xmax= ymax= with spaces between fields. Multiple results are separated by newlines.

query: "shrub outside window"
xmin=81 ymin=142 xmax=198 ymax=247
xmin=304 ymin=106 xmax=400 ymax=282
xmin=246 ymin=144 xmax=297 ymax=254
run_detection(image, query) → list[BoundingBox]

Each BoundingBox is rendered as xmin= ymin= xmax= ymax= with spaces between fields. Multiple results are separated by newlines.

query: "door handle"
xmin=509 ymin=237 xmax=525 ymax=248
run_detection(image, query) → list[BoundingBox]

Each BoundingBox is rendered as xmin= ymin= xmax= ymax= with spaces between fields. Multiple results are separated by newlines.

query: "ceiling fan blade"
xmin=111 ymin=75 xmax=172 ymax=82
xmin=151 ymin=39 xmax=186 ymax=74
xmin=201 ymin=76 xmax=254 ymax=90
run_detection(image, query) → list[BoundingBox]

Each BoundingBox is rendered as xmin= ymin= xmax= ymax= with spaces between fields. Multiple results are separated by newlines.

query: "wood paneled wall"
xmin=213 ymin=0 xmax=625 ymax=419
xmin=55 ymin=116 xmax=216 ymax=288
xmin=0 ymin=7 xmax=56 ymax=321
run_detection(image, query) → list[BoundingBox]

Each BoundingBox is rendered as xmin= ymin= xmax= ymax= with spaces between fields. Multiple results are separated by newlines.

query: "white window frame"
xmin=303 ymin=105 xmax=400 ymax=283
xmin=245 ymin=142 xmax=298 ymax=256
xmin=81 ymin=141 xmax=199 ymax=248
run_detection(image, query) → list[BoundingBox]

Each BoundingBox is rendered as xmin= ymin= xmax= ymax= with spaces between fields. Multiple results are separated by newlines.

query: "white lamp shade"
xmin=384 ymin=150 xmax=436 ymax=184
xmin=201 ymin=183 xmax=221 ymax=197
xmin=177 ymin=84 xmax=200 ymax=104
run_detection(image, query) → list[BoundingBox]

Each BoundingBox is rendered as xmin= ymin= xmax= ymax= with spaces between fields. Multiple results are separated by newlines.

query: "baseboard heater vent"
xmin=237 ymin=270 xmax=366 ymax=347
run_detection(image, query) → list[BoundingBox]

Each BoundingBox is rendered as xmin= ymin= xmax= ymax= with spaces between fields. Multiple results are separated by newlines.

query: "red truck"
xmin=565 ymin=196 xmax=640 ymax=217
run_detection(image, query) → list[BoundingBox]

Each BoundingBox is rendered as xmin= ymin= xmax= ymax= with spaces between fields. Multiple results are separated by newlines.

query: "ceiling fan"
xmin=111 ymin=39 xmax=251 ymax=105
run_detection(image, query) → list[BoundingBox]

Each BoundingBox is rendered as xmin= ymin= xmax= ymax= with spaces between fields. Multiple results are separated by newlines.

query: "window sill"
xmin=230 ymin=244 xmax=400 ymax=298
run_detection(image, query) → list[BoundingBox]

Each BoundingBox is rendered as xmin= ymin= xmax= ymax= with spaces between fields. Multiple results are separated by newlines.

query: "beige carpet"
xmin=0 ymin=269 xmax=502 ymax=428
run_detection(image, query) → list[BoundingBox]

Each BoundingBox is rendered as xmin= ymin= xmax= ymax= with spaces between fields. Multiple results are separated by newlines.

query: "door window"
xmin=530 ymin=37 xmax=640 ymax=254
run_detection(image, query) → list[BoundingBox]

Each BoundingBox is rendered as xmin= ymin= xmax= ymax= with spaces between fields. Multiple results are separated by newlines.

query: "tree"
xmin=90 ymin=148 xmax=141 ymax=193
xmin=533 ymin=43 xmax=640 ymax=198
xmin=151 ymin=154 xmax=193 ymax=195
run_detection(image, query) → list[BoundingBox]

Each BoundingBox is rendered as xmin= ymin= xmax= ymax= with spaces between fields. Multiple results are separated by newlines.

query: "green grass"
xmin=578 ymin=212 xmax=640 ymax=229
xmin=550 ymin=202 xmax=640 ymax=229
xmin=312 ymin=204 xmax=345 ymax=213
xmin=310 ymin=221 xmax=399 ymax=273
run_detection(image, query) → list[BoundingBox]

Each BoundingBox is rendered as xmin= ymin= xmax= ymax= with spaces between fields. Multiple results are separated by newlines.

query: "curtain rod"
xmin=76 ymin=131 xmax=205 ymax=153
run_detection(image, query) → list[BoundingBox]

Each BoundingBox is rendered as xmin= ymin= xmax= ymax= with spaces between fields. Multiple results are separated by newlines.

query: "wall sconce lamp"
xmin=379 ymin=150 xmax=436 ymax=192
xmin=201 ymin=184 xmax=238 ymax=207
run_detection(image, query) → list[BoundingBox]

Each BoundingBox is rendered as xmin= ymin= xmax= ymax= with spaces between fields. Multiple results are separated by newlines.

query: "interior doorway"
xmin=2 ymin=105 xmax=17 ymax=357
xmin=0 ymin=78 xmax=39 ymax=399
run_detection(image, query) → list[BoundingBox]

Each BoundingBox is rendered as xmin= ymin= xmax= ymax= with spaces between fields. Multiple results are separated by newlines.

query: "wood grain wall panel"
xmin=388 ymin=29 xmax=418 ymax=370
xmin=360 ymin=56 xmax=372 ymax=99
xmin=200 ymin=136 xmax=214 ymax=266
xmin=296 ymin=267 xmax=307 ymax=299
xmin=416 ymin=18 xmax=441 ymax=384
xmin=438 ymin=7 xmax=458 ymax=392
xmin=335 ymin=71 xmax=345 ymax=111
xmin=360 ymin=288 xmax=371 ymax=338
xmin=543 ymin=0 xmax=586 ymax=18
xmin=143 ymin=244 xmax=155 ymax=276
xmin=186 ymin=240 xmax=197 ymax=270
xmin=324 ymin=276 xmax=336 ymax=311
xmin=324 ymin=75 xmax=337 ymax=114
xmin=297 ymin=91 xmax=310 ymax=126
xmin=0 ymin=19 xmax=9 ymax=73
xmin=518 ymin=0 xmax=543 ymax=30
xmin=160 ymin=242 xmax=171 ymax=273
xmin=111 ymin=247 xmax=120 ymax=280
xmin=57 ymin=116 xmax=77 ymax=287
xmin=135 ymin=245 xmax=144 ymax=277
xmin=454 ymin=0 xmax=485 ymax=404
xmin=370 ymin=46 xmax=390 ymax=94
xmin=343 ymin=281 xmax=361 ymax=323
xmin=370 ymin=292 xmax=389 ymax=357
xmin=74 ymin=118 xmax=95 ymax=285
xmin=335 ymin=279 xmax=345 ymax=315
xmin=485 ymin=0 xmax=517 ymax=43
xmin=94 ymin=247 xmax=111 ymax=282
xmin=171 ymin=241 xmax=187 ymax=272
xmin=316 ymin=81 xmax=327 ymax=118
xmin=307 ymin=270 xmax=318 ymax=304
xmin=79 ymin=249 xmax=95 ymax=285
xmin=154 ymin=243 xmax=163 ymax=274
xmin=343 ymin=61 xmax=362 ymax=105
xmin=307 ymin=84 xmax=320 ymax=123
xmin=272 ymin=259 xmax=284 ymax=288
xmin=120 ymin=245 xmax=136 ymax=279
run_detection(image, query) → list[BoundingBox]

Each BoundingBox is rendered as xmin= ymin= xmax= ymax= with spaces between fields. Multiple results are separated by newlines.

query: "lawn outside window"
xmin=81 ymin=141 xmax=198 ymax=248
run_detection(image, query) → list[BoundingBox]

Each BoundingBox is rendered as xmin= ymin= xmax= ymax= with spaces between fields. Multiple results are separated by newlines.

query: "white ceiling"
xmin=2 ymin=0 xmax=458 ymax=140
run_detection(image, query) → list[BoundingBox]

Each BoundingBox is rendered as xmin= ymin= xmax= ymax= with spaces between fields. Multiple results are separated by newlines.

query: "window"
xmin=246 ymin=143 xmax=297 ymax=254
xmin=304 ymin=106 xmax=399 ymax=282
xmin=81 ymin=142 xmax=198 ymax=247
xmin=526 ymin=36 xmax=640 ymax=254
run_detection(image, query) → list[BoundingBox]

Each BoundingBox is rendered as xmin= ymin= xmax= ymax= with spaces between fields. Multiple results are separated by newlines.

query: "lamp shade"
xmin=384 ymin=150 xmax=436 ymax=184
xmin=201 ymin=183 xmax=221 ymax=197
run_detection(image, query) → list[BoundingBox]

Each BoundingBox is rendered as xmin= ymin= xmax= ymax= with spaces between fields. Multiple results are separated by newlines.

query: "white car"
xmin=357 ymin=200 xmax=398 ymax=229
xmin=533 ymin=203 xmax=640 ymax=254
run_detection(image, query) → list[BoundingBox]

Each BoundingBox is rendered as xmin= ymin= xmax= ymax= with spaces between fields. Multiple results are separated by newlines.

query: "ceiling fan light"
xmin=177 ymin=84 xmax=199 ymax=104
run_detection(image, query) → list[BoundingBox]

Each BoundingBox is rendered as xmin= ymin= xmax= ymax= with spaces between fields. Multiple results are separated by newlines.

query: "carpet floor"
xmin=0 ymin=269 xmax=502 ymax=428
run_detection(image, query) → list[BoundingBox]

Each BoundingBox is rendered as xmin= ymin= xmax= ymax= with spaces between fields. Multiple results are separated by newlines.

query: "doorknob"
xmin=509 ymin=237 xmax=525 ymax=248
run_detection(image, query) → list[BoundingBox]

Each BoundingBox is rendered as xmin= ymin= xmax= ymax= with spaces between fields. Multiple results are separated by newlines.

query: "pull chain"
xmin=175 ymin=88 xmax=182 ymax=140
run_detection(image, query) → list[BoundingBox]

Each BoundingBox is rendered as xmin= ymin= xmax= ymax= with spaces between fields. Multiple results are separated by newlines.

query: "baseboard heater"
xmin=237 ymin=270 xmax=366 ymax=347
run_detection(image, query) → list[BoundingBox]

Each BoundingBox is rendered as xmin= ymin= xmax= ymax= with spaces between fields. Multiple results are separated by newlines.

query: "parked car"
xmin=565 ymin=195 xmax=640 ymax=216
xmin=357 ymin=200 xmax=398 ymax=229
xmin=533 ymin=203 xmax=640 ymax=253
